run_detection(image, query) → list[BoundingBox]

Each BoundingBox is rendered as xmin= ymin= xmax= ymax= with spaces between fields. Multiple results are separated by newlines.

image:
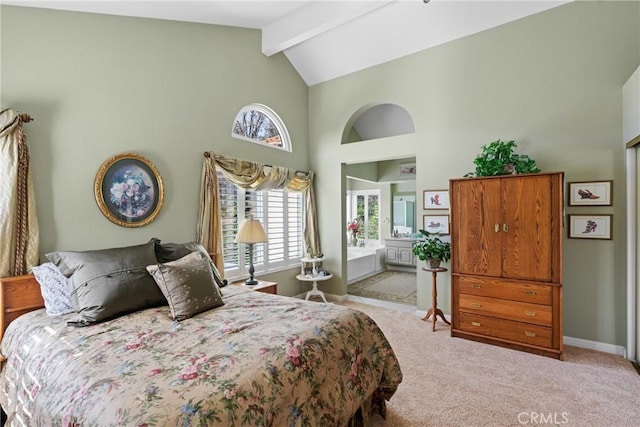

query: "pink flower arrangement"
xmin=347 ymin=218 xmax=361 ymax=234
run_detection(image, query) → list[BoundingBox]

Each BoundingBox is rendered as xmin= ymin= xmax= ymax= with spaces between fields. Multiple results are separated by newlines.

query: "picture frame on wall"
xmin=423 ymin=189 xmax=449 ymax=210
xmin=568 ymin=214 xmax=612 ymax=240
xmin=423 ymin=215 xmax=449 ymax=235
xmin=399 ymin=162 xmax=416 ymax=176
xmin=567 ymin=180 xmax=613 ymax=206
xmin=94 ymin=152 xmax=164 ymax=228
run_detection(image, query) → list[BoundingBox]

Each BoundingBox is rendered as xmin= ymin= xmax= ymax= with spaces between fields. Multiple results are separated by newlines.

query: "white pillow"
xmin=32 ymin=262 xmax=75 ymax=316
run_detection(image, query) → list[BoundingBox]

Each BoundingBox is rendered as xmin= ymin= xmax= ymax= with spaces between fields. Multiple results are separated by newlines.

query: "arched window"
xmin=231 ymin=103 xmax=291 ymax=152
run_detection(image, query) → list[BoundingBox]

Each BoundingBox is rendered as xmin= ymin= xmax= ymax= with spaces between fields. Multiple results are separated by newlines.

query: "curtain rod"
xmin=203 ymin=151 xmax=311 ymax=175
xmin=18 ymin=113 xmax=33 ymax=123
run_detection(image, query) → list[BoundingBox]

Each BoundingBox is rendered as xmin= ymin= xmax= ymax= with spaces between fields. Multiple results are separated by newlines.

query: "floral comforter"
xmin=0 ymin=286 xmax=402 ymax=426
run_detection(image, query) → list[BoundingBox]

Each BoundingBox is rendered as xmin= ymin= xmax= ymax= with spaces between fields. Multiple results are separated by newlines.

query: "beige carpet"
xmin=348 ymin=271 xmax=416 ymax=305
xmin=341 ymin=300 xmax=640 ymax=427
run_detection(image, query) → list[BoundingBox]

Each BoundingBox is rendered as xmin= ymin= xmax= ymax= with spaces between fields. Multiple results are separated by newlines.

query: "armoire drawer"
xmin=459 ymin=294 xmax=552 ymax=327
xmin=455 ymin=275 xmax=552 ymax=305
xmin=458 ymin=312 xmax=553 ymax=348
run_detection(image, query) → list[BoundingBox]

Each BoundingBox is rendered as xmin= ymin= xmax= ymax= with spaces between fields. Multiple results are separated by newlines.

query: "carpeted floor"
xmin=341 ymin=300 xmax=640 ymax=427
xmin=348 ymin=271 xmax=416 ymax=305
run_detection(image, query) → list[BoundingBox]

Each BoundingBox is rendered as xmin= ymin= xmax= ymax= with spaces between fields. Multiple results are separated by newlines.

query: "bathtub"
xmin=347 ymin=247 xmax=386 ymax=284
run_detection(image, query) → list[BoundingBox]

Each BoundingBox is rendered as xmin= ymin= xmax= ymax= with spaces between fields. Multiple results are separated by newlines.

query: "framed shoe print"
xmin=568 ymin=214 xmax=612 ymax=240
xmin=567 ymin=180 xmax=612 ymax=206
xmin=423 ymin=190 xmax=449 ymax=210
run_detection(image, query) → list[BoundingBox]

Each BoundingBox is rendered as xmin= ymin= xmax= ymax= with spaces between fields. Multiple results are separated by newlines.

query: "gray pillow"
xmin=146 ymin=251 xmax=224 ymax=321
xmin=154 ymin=239 xmax=227 ymax=289
xmin=46 ymin=239 xmax=166 ymax=325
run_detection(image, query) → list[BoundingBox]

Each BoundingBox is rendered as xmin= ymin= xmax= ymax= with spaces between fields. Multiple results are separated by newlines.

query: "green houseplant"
xmin=412 ymin=230 xmax=451 ymax=269
xmin=465 ymin=139 xmax=540 ymax=177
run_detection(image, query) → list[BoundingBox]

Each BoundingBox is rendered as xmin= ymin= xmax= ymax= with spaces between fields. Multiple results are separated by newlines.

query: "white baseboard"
xmin=563 ymin=336 xmax=626 ymax=357
xmin=293 ymin=292 xmax=349 ymax=303
xmin=325 ymin=293 xmax=350 ymax=303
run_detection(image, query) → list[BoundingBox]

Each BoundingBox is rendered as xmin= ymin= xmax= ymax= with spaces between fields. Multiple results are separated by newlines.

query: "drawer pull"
xmin=524 ymin=331 xmax=536 ymax=337
xmin=503 ymin=223 xmax=508 ymax=232
xmin=524 ymin=311 xmax=536 ymax=317
xmin=524 ymin=290 xmax=536 ymax=295
xmin=495 ymin=223 xmax=500 ymax=232
xmin=471 ymin=303 xmax=482 ymax=308
xmin=471 ymin=284 xmax=481 ymax=289
xmin=471 ymin=321 xmax=481 ymax=327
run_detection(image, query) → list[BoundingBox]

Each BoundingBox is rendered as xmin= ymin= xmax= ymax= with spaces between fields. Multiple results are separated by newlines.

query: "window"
xmin=231 ymin=103 xmax=291 ymax=152
xmin=218 ymin=172 xmax=303 ymax=279
xmin=347 ymin=189 xmax=380 ymax=245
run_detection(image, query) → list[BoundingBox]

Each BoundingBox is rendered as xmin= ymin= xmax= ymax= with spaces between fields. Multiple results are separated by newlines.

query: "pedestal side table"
xmin=297 ymin=273 xmax=333 ymax=303
xmin=422 ymin=266 xmax=451 ymax=332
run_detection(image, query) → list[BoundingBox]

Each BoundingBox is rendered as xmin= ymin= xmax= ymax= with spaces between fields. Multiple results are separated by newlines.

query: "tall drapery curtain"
xmin=196 ymin=152 xmax=322 ymax=276
xmin=0 ymin=109 xmax=39 ymax=277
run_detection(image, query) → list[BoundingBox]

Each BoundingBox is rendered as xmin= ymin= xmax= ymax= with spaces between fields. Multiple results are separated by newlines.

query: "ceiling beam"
xmin=261 ymin=1 xmax=395 ymax=57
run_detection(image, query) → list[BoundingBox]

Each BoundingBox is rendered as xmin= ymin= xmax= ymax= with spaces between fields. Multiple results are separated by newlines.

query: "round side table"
xmin=422 ymin=266 xmax=451 ymax=332
xmin=297 ymin=273 xmax=333 ymax=303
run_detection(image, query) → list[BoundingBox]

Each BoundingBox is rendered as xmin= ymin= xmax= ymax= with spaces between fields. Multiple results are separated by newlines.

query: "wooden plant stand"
xmin=422 ymin=267 xmax=451 ymax=332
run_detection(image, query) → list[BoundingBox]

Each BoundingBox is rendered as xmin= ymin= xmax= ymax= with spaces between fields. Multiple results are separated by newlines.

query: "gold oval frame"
xmin=94 ymin=152 xmax=164 ymax=228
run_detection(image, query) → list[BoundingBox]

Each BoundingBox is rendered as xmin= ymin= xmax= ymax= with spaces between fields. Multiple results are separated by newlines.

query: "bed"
xmin=0 ymin=241 xmax=403 ymax=426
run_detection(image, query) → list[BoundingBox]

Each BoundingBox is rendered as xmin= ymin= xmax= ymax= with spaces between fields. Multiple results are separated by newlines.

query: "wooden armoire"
xmin=450 ymin=172 xmax=563 ymax=360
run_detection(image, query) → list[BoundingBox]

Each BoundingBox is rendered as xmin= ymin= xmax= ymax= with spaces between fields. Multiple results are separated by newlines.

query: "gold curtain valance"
xmin=197 ymin=152 xmax=322 ymax=277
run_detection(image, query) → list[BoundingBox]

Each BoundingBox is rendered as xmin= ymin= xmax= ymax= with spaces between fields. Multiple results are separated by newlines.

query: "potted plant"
xmin=465 ymin=139 xmax=540 ymax=177
xmin=412 ymin=230 xmax=451 ymax=269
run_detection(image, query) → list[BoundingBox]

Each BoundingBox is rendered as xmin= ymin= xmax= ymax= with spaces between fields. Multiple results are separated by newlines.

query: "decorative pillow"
xmin=146 ymin=251 xmax=224 ymax=321
xmin=154 ymin=239 xmax=227 ymax=289
xmin=45 ymin=239 xmax=166 ymax=326
xmin=32 ymin=263 xmax=74 ymax=316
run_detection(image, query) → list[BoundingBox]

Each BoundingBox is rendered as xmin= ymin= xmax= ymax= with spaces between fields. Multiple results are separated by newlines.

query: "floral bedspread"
xmin=0 ymin=286 xmax=402 ymax=426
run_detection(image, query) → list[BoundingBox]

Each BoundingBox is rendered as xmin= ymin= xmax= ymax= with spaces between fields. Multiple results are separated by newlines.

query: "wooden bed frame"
xmin=0 ymin=274 xmax=45 ymax=362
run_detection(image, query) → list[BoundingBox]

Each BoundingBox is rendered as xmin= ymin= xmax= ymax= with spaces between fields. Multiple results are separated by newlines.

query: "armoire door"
xmin=501 ymin=175 xmax=554 ymax=282
xmin=451 ymin=178 xmax=502 ymax=277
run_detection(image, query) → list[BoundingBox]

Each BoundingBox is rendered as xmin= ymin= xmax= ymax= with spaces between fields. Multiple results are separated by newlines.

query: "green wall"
xmin=309 ymin=1 xmax=640 ymax=346
xmin=0 ymin=6 xmax=309 ymax=295
xmin=2 ymin=2 xmax=639 ymax=345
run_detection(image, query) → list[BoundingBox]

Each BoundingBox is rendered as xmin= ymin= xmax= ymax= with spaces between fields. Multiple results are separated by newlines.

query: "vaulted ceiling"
xmin=4 ymin=1 xmax=570 ymax=86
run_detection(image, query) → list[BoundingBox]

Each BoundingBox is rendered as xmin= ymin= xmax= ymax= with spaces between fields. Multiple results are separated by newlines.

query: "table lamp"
xmin=235 ymin=217 xmax=268 ymax=285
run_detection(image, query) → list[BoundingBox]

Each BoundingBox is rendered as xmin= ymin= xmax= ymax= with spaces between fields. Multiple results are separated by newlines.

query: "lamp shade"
xmin=235 ymin=218 xmax=268 ymax=244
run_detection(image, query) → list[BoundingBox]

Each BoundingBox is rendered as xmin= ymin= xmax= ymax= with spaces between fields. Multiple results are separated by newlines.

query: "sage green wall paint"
xmin=345 ymin=162 xmax=378 ymax=182
xmin=0 ymin=6 xmax=309 ymax=294
xmin=309 ymin=1 xmax=640 ymax=346
xmin=377 ymin=158 xmax=416 ymax=183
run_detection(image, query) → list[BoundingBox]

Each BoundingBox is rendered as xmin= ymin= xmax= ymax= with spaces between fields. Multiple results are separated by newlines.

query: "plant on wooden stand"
xmin=412 ymin=230 xmax=451 ymax=269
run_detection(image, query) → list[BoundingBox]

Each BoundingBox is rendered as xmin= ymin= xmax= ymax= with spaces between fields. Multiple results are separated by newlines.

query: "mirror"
xmin=392 ymin=194 xmax=415 ymax=236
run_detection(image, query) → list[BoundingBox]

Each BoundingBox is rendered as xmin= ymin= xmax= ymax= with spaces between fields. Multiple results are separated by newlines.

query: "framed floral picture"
xmin=568 ymin=214 xmax=612 ymax=240
xmin=423 ymin=215 xmax=449 ymax=235
xmin=94 ymin=152 xmax=164 ymax=227
xmin=423 ymin=189 xmax=449 ymax=210
xmin=567 ymin=180 xmax=613 ymax=206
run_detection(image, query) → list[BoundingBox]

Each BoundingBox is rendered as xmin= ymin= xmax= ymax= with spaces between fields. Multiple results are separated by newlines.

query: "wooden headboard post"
xmin=0 ymin=274 xmax=45 ymax=357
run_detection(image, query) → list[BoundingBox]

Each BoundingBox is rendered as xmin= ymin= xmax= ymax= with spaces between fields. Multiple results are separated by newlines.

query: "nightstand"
xmin=231 ymin=280 xmax=277 ymax=295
